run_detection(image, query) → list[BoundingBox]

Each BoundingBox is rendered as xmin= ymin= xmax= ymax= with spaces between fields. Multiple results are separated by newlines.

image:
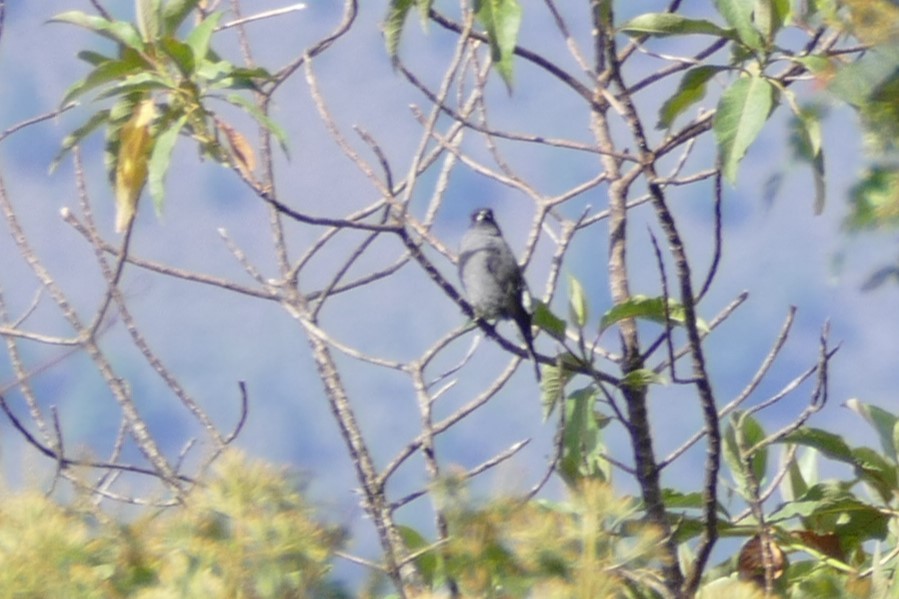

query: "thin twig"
xmin=217 ymin=3 xmax=306 ymax=31
xmin=74 ymin=163 xmax=227 ymax=448
xmin=0 ymin=392 xmax=194 ymax=484
xmin=0 ymin=175 xmax=182 ymax=494
xmin=62 ymin=209 xmax=278 ymax=300
xmin=391 ymin=438 xmax=531 ymax=511
xmin=0 ymin=103 xmax=77 ymax=144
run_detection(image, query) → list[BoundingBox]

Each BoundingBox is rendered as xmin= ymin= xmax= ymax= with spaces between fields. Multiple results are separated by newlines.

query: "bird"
xmin=458 ymin=208 xmax=541 ymax=381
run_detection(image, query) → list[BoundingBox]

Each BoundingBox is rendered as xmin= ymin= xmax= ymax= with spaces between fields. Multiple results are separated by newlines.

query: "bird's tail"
xmin=513 ymin=310 xmax=541 ymax=382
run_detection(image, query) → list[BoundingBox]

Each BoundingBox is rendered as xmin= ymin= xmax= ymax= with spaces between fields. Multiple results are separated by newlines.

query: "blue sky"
xmin=1 ymin=0 xmax=898 ymax=583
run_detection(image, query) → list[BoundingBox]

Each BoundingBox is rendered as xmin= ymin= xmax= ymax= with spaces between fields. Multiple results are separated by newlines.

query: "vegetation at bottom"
xmin=5 ymin=395 xmax=899 ymax=599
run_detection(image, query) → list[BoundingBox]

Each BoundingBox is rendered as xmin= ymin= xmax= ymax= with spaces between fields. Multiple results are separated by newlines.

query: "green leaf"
xmin=772 ymin=0 xmax=793 ymax=28
xmin=397 ymin=525 xmax=440 ymax=586
xmin=788 ymin=103 xmax=822 ymax=159
xmin=887 ymin=552 xmax=899 ymax=596
xmin=417 ymin=0 xmax=434 ymax=28
xmin=147 ymin=113 xmax=187 ymax=215
xmin=224 ymin=94 xmax=290 ymax=158
xmin=185 ymin=12 xmax=222 ymax=60
xmin=210 ymin=66 xmax=273 ymax=91
xmin=567 ymin=275 xmax=588 ymax=328
xmin=60 ymin=59 xmax=145 ymax=105
xmin=599 ymin=295 xmax=709 ymax=333
xmin=621 ymin=368 xmax=666 ymax=391
xmin=782 ymin=427 xmax=854 ymax=463
xmin=136 ymin=0 xmax=163 ymax=41
xmin=49 ymin=110 xmax=111 ymax=174
xmin=783 ymin=427 xmax=897 ymax=502
xmin=384 ymin=0 xmax=415 ymax=58
xmin=828 ymin=47 xmax=899 ymax=108
xmin=559 ymin=386 xmax=608 ymax=488
xmin=196 ymin=55 xmax=271 ymax=91
xmin=661 ymin=489 xmax=730 ymax=517
xmin=160 ymin=36 xmax=196 ymax=77
xmin=787 ymin=101 xmax=826 ymax=214
xmin=49 ymin=11 xmax=146 ymax=52
xmin=540 ymin=361 xmax=566 ymax=420
xmin=669 ymin=517 xmax=715 ymax=544
xmin=714 ymin=73 xmax=776 ymax=183
xmin=754 ymin=0 xmax=790 ymax=43
xmin=163 ymin=0 xmax=202 ymax=35
xmin=770 ymin=483 xmax=889 ymax=551
xmin=474 ymin=0 xmax=522 ymax=91
xmin=843 ymin=398 xmax=899 ymax=463
xmin=793 ymin=54 xmax=831 ymax=75
xmin=778 ymin=446 xmax=809 ymax=502
xmin=76 ymin=50 xmax=112 ymax=66
xmin=845 ymin=166 xmax=899 ymax=230
xmin=532 ymin=300 xmax=566 ymax=342
xmin=661 ymin=489 xmax=705 ymax=511
xmin=658 ymin=65 xmax=727 ymax=129
xmin=714 ymin=0 xmax=763 ymax=49
xmin=195 ymin=58 xmax=232 ymax=83
xmin=723 ymin=412 xmax=768 ymax=496
xmin=850 ymin=446 xmax=897 ymax=502
xmin=93 ymin=72 xmax=173 ymax=101
xmin=797 ymin=445 xmax=819 ymax=488
xmin=539 ymin=353 xmax=580 ymax=420
xmin=618 ymin=13 xmax=734 ymax=38
xmin=753 ymin=0 xmax=774 ymax=42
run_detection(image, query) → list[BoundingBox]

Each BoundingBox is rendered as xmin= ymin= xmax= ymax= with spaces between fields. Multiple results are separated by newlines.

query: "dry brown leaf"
xmin=737 ymin=534 xmax=788 ymax=587
xmin=217 ymin=118 xmax=256 ymax=180
xmin=791 ymin=530 xmax=846 ymax=563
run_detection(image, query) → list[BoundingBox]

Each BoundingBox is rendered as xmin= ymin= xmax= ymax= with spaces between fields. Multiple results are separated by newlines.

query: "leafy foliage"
xmin=431 ymin=479 xmax=664 ymax=597
xmin=657 ymin=65 xmax=727 ymax=130
xmin=385 ymin=0 xmax=521 ymax=89
xmin=392 ymin=397 xmax=899 ymax=599
xmin=0 ymin=451 xmax=347 ymax=598
xmin=618 ymin=13 xmax=735 ymax=39
xmin=600 ymin=295 xmax=709 ymax=334
xmin=558 ymin=385 xmax=611 ymax=487
xmin=619 ymin=0 xmax=899 ymax=284
xmin=50 ymin=0 xmax=283 ymax=230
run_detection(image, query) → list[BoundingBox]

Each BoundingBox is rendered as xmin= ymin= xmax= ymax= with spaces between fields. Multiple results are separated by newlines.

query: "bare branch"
xmin=0 ymin=392 xmax=194 ymax=484
xmin=217 ymin=3 xmax=307 ymax=31
xmin=0 ymin=103 xmax=77 ymax=145
xmin=0 ymin=175 xmax=182 ymax=494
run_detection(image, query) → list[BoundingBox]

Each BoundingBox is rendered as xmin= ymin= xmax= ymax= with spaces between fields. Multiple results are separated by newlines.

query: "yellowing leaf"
xmin=115 ymin=99 xmax=156 ymax=232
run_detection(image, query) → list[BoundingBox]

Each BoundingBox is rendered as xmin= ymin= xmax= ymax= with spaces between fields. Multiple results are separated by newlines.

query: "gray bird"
xmin=458 ymin=208 xmax=541 ymax=381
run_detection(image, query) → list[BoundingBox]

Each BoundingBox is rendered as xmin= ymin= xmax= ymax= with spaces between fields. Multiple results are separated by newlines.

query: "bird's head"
xmin=471 ymin=208 xmax=496 ymax=226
